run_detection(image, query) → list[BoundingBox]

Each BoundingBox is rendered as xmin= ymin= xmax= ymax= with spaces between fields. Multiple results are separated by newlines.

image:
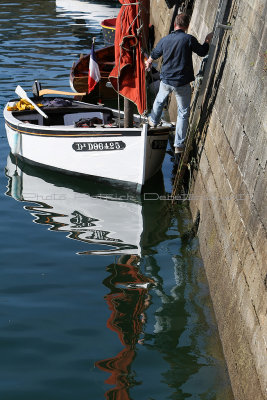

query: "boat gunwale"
xmin=3 ymin=100 xmax=146 ymax=136
xmin=4 ymin=99 xmax=172 ymax=138
xmin=100 ymin=23 xmax=116 ymax=31
xmin=100 ymin=17 xmax=116 ymax=30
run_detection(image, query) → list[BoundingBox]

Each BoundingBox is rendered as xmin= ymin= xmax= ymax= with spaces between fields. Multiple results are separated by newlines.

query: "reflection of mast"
xmin=96 ymin=255 xmax=154 ymax=400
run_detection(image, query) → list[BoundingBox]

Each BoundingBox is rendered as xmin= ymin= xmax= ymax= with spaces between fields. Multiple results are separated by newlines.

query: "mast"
xmin=124 ymin=98 xmax=134 ymax=128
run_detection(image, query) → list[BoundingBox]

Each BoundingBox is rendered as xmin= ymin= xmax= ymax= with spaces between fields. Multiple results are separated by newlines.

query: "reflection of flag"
xmin=88 ymin=43 xmax=100 ymax=93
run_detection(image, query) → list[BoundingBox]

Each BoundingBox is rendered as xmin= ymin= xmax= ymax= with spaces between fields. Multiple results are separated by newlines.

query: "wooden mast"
xmin=124 ymin=98 xmax=134 ymax=128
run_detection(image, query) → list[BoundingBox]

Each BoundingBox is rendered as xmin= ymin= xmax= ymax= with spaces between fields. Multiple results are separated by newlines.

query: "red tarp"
xmin=109 ymin=0 xmax=149 ymax=115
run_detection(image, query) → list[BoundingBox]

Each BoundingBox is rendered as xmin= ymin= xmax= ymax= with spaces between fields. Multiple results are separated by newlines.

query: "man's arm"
xmin=144 ymin=38 xmax=164 ymax=71
xmin=190 ymin=32 xmax=213 ymax=56
xmin=145 ymin=56 xmax=153 ymax=71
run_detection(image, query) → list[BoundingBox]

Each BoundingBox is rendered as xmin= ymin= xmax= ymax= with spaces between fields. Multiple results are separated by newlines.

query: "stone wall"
xmin=150 ymin=0 xmax=267 ymax=399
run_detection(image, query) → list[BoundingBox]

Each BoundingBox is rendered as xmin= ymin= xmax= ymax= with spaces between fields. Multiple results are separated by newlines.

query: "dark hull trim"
xmin=147 ymin=128 xmax=171 ymax=136
xmin=5 ymin=121 xmax=142 ymax=138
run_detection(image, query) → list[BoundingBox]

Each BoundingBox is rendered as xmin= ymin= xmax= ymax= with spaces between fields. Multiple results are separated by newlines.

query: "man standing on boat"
xmin=145 ymin=13 xmax=212 ymax=159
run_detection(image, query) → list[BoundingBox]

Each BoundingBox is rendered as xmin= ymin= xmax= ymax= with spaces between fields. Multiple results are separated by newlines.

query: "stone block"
xmin=203 ymin=3 xmax=217 ymax=31
xmin=227 ymin=206 xmax=249 ymax=263
xmin=252 ymin=77 xmax=266 ymax=117
xmin=201 ymin=157 xmax=238 ymax=268
xmin=240 ymin=283 xmax=258 ymax=335
xmin=231 ymin=118 xmax=245 ymax=157
xmin=227 ymin=36 xmax=238 ymax=66
xmin=251 ymin=325 xmax=267 ymax=396
xmin=238 ymin=63 xmax=257 ymax=99
xmin=188 ymin=176 xmax=203 ymax=219
xmin=237 ymin=133 xmax=250 ymax=172
xmin=247 ymin=0 xmax=267 ymax=18
xmin=246 ymin=38 xmax=263 ymax=78
xmin=229 ymin=251 xmax=243 ymax=284
xmin=246 ymin=7 xmax=266 ymax=40
xmin=214 ymin=87 xmax=230 ymax=124
xmin=251 ymin=222 xmax=267 ymax=277
xmin=229 ymin=68 xmax=242 ymax=103
xmin=257 ymin=85 xmax=267 ymax=130
xmin=240 ymin=24 xmax=254 ymax=53
xmin=221 ymin=61 xmax=234 ymax=94
xmin=223 ymin=103 xmax=238 ymax=148
xmin=231 ymin=47 xmax=247 ymax=81
xmin=190 ymin=11 xmax=201 ymax=36
xmin=242 ymin=104 xmax=261 ymax=145
xmin=249 ymin=272 xmax=267 ymax=324
xmin=236 ymin=85 xmax=250 ymax=124
xmin=234 ymin=182 xmax=254 ymax=227
xmin=212 ymin=120 xmax=231 ymax=167
xmin=237 ymin=226 xmax=255 ymax=268
xmin=243 ymin=247 xmax=266 ymax=313
xmin=246 ymin=197 xmax=265 ymax=238
xmin=199 ymin=147 xmax=211 ymax=180
xmin=220 ymin=138 xmax=240 ymax=191
xmin=242 ymin=149 xmax=261 ymax=197
xmin=236 ymin=0 xmax=246 ymax=21
xmin=225 ymin=307 xmax=264 ymax=400
xmin=256 ymin=289 xmax=267 ymax=333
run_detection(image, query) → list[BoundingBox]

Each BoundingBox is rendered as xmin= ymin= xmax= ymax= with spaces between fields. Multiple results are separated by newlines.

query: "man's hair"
xmin=174 ymin=13 xmax=190 ymax=29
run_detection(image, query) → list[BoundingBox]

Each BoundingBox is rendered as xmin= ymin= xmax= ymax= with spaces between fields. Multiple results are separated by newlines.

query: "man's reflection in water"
xmin=96 ymin=255 xmax=154 ymax=400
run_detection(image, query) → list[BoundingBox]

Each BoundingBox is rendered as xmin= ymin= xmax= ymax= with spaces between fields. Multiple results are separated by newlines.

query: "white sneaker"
xmin=148 ymin=116 xmax=157 ymax=128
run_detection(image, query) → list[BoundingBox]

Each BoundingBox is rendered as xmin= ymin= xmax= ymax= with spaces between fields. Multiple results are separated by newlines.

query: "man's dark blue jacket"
xmin=150 ymin=29 xmax=209 ymax=87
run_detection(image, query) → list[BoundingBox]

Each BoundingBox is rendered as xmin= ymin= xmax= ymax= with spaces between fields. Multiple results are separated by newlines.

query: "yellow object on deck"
xmin=7 ymin=99 xmax=44 ymax=111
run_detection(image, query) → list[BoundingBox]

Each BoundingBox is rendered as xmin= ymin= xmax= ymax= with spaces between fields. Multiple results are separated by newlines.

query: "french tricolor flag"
xmin=88 ymin=42 xmax=101 ymax=93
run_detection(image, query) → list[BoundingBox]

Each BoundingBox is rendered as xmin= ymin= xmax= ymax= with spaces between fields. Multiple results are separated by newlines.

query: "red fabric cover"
xmin=109 ymin=0 xmax=149 ymax=115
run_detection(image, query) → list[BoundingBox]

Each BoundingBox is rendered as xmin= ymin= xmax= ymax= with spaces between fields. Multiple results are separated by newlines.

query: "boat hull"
xmin=4 ymin=100 xmax=169 ymax=191
xmin=101 ymin=18 xmax=116 ymax=45
xmin=70 ymin=45 xmax=116 ymax=100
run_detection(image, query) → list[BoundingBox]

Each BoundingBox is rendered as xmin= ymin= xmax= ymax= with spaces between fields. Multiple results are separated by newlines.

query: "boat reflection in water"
xmin=5 ymin=153 xmax=168 ymax=398
xmin=5 ymin=153 xmax=159 ymax=256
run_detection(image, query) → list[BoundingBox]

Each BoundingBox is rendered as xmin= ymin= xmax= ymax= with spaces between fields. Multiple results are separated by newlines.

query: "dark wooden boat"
xmin=101 ymin=17 xmax=116 ymax=45
xmin=69 ymin=45 xmax=116 ymax=102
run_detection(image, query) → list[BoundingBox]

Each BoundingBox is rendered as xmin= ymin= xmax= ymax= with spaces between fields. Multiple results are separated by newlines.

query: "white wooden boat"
xmin=4 ymin=0 xmax=172 ymax=191
xmin=4 ymin=96 xmax=170 ymax=191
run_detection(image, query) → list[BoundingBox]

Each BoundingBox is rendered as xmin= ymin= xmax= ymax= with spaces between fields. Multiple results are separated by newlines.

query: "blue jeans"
xmin=150 ymin=81 xmax=191 ymax=148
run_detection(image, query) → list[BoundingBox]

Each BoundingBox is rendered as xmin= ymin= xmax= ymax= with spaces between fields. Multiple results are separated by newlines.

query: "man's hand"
xmin=205 ymin=32 xmax=213 ymax=44
xmin=145 ymin=56 xmax=153 ymax=71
